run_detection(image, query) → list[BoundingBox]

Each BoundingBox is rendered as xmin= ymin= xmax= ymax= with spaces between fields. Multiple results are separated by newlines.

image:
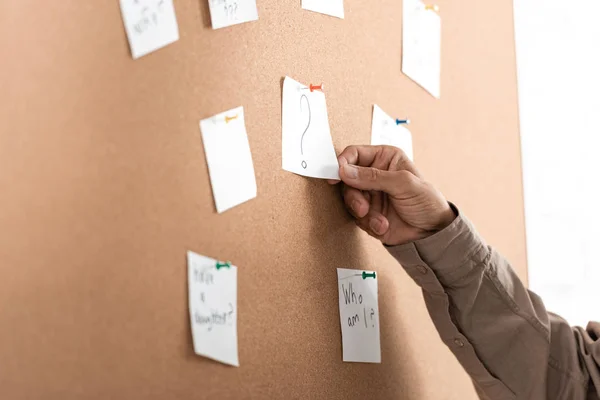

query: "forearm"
xmin=387 ymin=207 xmax=598 ymax=399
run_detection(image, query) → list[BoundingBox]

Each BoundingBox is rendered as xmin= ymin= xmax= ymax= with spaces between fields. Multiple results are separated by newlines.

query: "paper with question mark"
xmin=337 ymin=268 xmax=381 ymax=363
xmin=282 ymin=76 xmax=340 ymax=179
xmin=119 ymin=0 xmax=180 ymax=59
xmin=208 ymin=0 xmax=259 ymax=30
xmin=188 ymin=251 xmax=239 ymax=367
xmin=371 ymin=105 xmax=414 ymax=161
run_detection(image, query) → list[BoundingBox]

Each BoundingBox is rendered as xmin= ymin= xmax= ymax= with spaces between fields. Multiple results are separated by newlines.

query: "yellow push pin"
xmin=224 ymin=114 xmax=238 ymax=124
xmin=424 ymin=4 xmax=439 ymax=12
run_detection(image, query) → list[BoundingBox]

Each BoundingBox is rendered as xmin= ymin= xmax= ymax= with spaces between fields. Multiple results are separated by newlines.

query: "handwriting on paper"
xmin=188 ymin=251 xmax=239 ymax=367
xmin=208 ymin=0 xmax=258 ymax=30
xmin=200 ymin=106 xmax=257 ymax=213
xmin=402 ymin=0 xmax=441 ymax=98
xmin=282 ymin=76 xmax=340 ymax=179
xmin=337 ymin=268 xmax=381 ymax=363
xmin=371 ymin=105 xmax=414 ymax=161
xmin=119 ymin=0 xmax=180 ymax=59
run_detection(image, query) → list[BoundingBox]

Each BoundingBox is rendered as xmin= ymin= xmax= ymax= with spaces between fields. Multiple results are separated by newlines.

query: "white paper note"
xmin=337 ymin=268 xmax=381 ymax=363
xmin=188 ymin=251 xmax=239 ymax=367
xmin=200 ymin=106 xmax=257 ymax=213
xmin=282 ymin=76 xmax=340 ymax=179
xmin=208 ymin=0 xmax=259 ymax=30
xmin=302 ymin=0 xmax=344 ymax=19
xmin=371 ymin=105 xmax=414 ymax=161
xmin=402 ymin=0 xmax=441 ymax=98
xmin=119 ymin=0 xmax=180 ymax=59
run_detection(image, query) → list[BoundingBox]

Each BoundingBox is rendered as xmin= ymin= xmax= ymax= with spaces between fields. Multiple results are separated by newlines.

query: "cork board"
xmin=0 ymin=1 xmax=526 ymax=399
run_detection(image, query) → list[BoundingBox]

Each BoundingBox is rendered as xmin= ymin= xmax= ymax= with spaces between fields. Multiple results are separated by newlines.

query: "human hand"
xmin=329 ymin=145 xmax=456 ymax=246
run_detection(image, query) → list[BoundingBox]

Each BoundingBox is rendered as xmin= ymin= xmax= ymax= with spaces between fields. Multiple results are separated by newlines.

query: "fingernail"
xmin=369 ymin=218 xmax=383 ymax=235
xmin=338 ymin=156 xmax=348 ymax=165
xmin=343 ymin=164 xmax=358 ymax=179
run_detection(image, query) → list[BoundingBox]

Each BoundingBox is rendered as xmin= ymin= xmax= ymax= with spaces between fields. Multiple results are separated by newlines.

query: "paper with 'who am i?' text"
xmin=337 ymin=268 xmax=381 ymax=363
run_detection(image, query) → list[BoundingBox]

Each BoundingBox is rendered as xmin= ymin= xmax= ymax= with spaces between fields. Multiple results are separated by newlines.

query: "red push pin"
xmin=302 ymin=83 xmax=324 ymax=92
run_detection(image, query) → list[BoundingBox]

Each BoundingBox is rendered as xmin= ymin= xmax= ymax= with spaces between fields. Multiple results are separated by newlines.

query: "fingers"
xmin=338 ymin=145 xmax=422 ymax=178
xmin=339 ymin=163 xmax=400 ymax=194
xmin=342 ymin=185 xmax=370 ymax=218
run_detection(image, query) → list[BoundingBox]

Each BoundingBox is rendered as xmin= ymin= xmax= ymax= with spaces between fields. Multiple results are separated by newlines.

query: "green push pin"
xmin=362 ymin=271 xmax=376 ymax=279
xmin=216 ymin=261 xmax=231 ymax=270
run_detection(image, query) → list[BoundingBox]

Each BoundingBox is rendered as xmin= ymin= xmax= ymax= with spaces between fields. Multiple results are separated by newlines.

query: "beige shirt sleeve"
xmin=386 ymin=207 xmax=600 ymax=400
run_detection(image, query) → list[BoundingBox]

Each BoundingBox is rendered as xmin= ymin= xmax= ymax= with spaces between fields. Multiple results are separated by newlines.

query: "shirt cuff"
xmin=386 ymin=205 xmax=489 ymax=289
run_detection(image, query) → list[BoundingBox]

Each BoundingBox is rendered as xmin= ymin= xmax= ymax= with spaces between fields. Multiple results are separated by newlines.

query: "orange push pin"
xmin=224 ymin=114 xmax=238 ymax=124
xmin=424 ymin=4 xmax=439 ymax=12
xmin=302 ymin=83 xmax=324 ymax=92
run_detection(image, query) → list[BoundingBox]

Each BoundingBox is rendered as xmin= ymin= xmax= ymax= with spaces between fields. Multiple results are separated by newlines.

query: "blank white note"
xmin=337 ymin=268 xmax=381 ymax=363
xmin=302 ymin=0 xmax=344 ymax=19
xmin=188 ymin=251 xmax=239 ymax=367
xmin=208 ymin=0 xmax=259 ymax=30
xmin=371 ymin=105 xmax=414 ymax=161
xmin=200 ymin=106 xmax=257 ymax=213
xmin=119 ymin=0 xmax=180 ymax=59
xmin=282 ymin=76 xmax=340 ymax=180
xmin=402 ymin=0 xmax=441 ymax=98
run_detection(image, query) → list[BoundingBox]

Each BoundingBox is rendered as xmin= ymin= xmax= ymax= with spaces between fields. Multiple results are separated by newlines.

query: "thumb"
xmin=339 ymin=163 xmax=399 ymax=193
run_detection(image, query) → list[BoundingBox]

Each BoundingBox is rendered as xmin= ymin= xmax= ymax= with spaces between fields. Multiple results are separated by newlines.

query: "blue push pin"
xmin=395 ymin=119 xmax=410 ymax=125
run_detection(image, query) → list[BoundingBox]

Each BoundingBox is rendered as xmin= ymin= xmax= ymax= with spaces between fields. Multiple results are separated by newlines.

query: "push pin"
xmin=395 ymin=119 xmax=411 ymax=125
xmin=216 ymin=261 xmax=232 ymax=270
xmin=302 ymin=83 xmax=324 ymax=92
xmin=225 ymin=114 xmax=238 ymax=124
xmin=362 ymin=271 xmax=376 ymax=280
xmin=424 ymin=4 xmax=439 ymax=12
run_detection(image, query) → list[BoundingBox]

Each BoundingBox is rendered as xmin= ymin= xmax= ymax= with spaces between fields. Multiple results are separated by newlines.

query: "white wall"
xmin=514 ymin=0 xmax=600 ymax=327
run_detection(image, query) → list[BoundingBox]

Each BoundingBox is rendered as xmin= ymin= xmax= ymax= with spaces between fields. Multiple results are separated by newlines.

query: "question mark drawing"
xmin=227 ymin=302 xmax=234 ymax=326
xmin=299 ymin=94 xmax=311 ymax=169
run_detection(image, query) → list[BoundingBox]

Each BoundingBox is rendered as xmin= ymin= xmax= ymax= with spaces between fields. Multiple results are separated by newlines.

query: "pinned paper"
xmin=282 ymin=76 xmax=340 ymax=179
xmin=188 ymin=251 xmax=239 ymax=367
xmin=208 ymin=0 xmax=259 ymax=30
xmin=119 ymin=0 xmax=180 ymax=59
xmin=200 ymin=106 xmax=257 ymax=213
xmin=402 ymin=0 xmax=441 ymax=98
xmin=371 ymin=105 xmax=414 ymax=161
xmin=302 ymin=0 xmax=344 ymax=19
xmin=337 ymin=268 xmax=381 ymax=363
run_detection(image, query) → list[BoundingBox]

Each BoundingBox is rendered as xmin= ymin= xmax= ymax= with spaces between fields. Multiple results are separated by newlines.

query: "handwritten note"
xmin=337 ymin=268 xmax=381 ymax=363
xmin=371 ymin=105 xmax=414 ymax=161
xmin=208 ymin=0 xmax=259 ymax=29
xmin=188 ymin=251 xmax=239 ymax=367
xmin=402 ymin=0 xmax=441 ymax=98
xmin=282 ymin=76 xmax=340 ymax=179
xmin=302 ymin=0 xmax=344 ymax=19
xmin=200 ymin=106 xmax=257 ymax=213
xmin=119 ymin=0 xmax=180 ymax=59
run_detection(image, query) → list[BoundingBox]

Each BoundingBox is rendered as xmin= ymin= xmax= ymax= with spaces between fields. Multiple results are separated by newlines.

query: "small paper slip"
xmin=200 ymin=106 xmax=257 ymax=213
xmin=337 ymin=268 xmax=381 ymax=364
xmin=188 ymin=251 xmax=239 ymax=367
xmin=402 ymin=0 xmax=441 ymax=98
xmin=207 ymin=0 xmax=259 ymax=30
xmin=119 ymin=0 xmax=180 ymax=59
xmin=282 ymin=76 xmax=340 ymax=180
xmin=371 ymin=105 xmax=414 ymax=161
xmin=302 ymin=0 xmax=344 ymax=19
